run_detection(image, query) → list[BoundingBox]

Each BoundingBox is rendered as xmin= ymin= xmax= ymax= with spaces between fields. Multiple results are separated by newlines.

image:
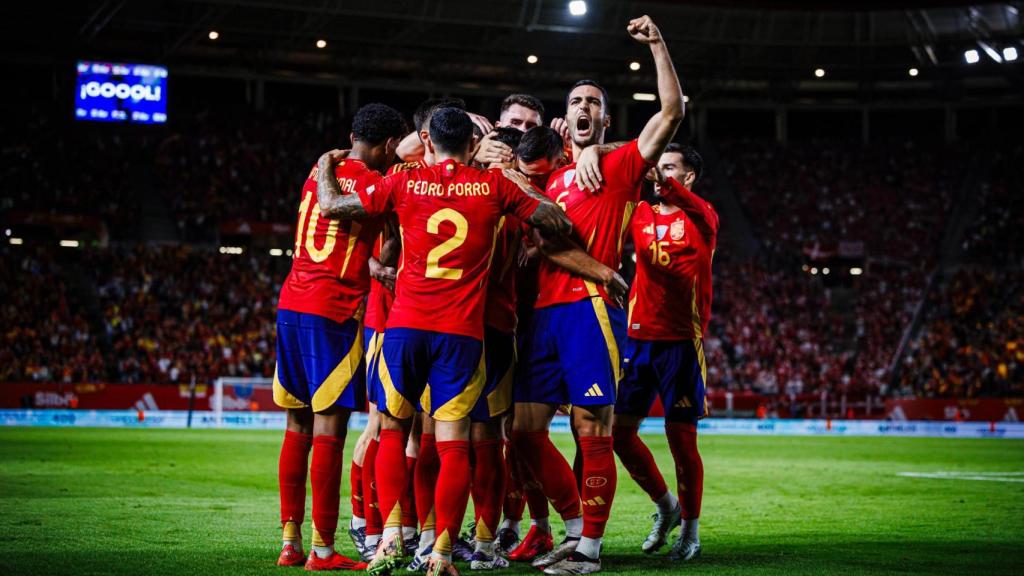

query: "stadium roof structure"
xmin=4 ymin=0 xmax=1022 ymax=104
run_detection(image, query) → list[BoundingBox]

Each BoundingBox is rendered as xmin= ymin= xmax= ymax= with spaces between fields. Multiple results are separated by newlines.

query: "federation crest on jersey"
xmin=563 ymin=169 xmax=576 ymax=187
xmin=670 ymin=220 xmax=686 ymax=241
xmin=655 ymin=225 xmax=669 ymax=240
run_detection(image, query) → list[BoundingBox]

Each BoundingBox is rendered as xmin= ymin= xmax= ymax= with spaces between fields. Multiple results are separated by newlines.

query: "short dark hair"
xmin=413 ymin=97 xmax=467 ymax=132
xmin=664 ymin=142 xmax=704 ymax=183
xmin=517 ymin=126 xmax=563 ymax=163
xmin=352 ymin=103 xmax=408 ymax=145
xmin=501 ymin=93 xmax=545 ymax=120
xmin=429 ymin=107 xmax=474 ymax=155
xmin=491 ymin=127 xmax=524 ymax=153
xmin=566 ymin=79 xmax=610 ymax=110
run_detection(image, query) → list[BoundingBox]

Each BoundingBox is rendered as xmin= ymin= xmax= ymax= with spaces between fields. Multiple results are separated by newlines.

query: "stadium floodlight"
xmin=823 ymin=267 xmax=830 ymax=275
xmin=683 ymin=94 xmax=690 ymax=103
xmin=286 ymin=249 xmax=294 ymax=257
xmin=527 ymin=54 xmax=539 ymax=64
xmin=814 ymin=68 xmax=825 ymax=78
xmin=316 ymin=39 xmax=327 ymax=49
xmin=208 ymin=30 xmax=219 ymax=40
xmin=4 ymin=228 xmax=9 ymax=236
xmin=964 ymin=49 xmax=980 ymax=64
xmin=909 ymin=67 xmax=919 ymax=77
xmin=60 ymin=240 xmax=79 ymax=248
xmin=629 ymin=61 xmax=641 ymax=71
xmin=269 ymin=248 xmax=284 ymax=256
xmin=810 ymin=267 xmax=818 ymax=275
xmin=633 ymin=92 xmax=656 ymax=101
xmin=568 ymin=1 xmax=587 ymax=16
xmin=631 ymin=252 xmax=637 ymax=263
xmin=218 ymin=246 xmax=244 ymax=255
xmin=9 ymin=237 xmax=23 ymax=245
xmin=850 ymin=267 xmax=864 ymax=276
xmin=1004 ymin=46 xmax=1019 ymax=62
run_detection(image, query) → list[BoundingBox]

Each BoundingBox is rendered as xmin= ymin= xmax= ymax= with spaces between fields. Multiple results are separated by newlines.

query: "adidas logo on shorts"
xmin=583 ymin=384 xmax=604 ymax=397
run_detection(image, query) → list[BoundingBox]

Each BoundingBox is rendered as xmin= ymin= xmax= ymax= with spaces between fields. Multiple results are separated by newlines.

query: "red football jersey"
xmin=364 ymin=160 xmax=429 ymax=332
xmin=628 ymin=179 xmax=719 ymax=340
xmin=357 ymin=159 xmax=542 ymax=340
xmin=278 ymin=159 xmax=384 ymax=323
xmin=534 ymin=139 xmax=652 ymax=309
xmin=484 ymin=216 xmax=527 ymax=334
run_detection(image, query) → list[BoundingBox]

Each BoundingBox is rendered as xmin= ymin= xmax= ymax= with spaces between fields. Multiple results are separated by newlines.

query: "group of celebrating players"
xmin=271 ymin=15 xmax=718 ymax=576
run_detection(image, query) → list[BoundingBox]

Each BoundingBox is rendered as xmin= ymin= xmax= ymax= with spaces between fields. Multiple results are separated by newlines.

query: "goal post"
xmin=212 ymin=377 xmax=273 ymax=428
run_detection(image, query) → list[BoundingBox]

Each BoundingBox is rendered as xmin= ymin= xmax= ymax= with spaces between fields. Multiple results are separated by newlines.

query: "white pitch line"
xmin=899 ymin=471 xmax=1024 ymax=483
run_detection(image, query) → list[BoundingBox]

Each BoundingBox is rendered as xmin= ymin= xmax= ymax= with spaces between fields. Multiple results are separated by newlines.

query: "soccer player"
xmin=273 ymin=103 xmax=407 ymax=571
xmin=612 ymin=143 xmax=716 ymax=561
xmin=316 ymin=107 xmax=572 ymax=576
xmin=471 ymin=126 xmax=628 ymax=571
xmin=495 ymin=93 xmax=545 ymax=132
xmin=511 ymin=15 xmax=685 ymax=575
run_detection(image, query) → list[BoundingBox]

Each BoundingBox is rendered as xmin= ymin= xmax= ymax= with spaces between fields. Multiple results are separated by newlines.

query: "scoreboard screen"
xmin=75 ymin=61 xmax=168 ymax=124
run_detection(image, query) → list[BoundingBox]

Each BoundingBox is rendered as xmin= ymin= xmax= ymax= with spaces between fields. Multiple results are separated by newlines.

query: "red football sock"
xmin=502 ymin=440 xmax=526 ymax=521
xmin=573 ymin=443 xmax=584 ymax=492
xmin=666 ymin=422 xmax=703 ymax=519
xmin=433 ymin=440 xmax=471 ymax=556
xmin=511 ymin=430 xmax=580 ymax=521
xmin=375 ymin=429 xmax=409 ymax=530
xmin=350 ymin=461 xmax=364 ymax=519
xmin=525 ymin=484 xmax=550 ymax=521
xmin=310 ymin=435 xmax=344 ymax=546
xmin=415 ymin=434 xmax=439 ymax=532
xmin=279 ymin=430 xmax=313 ymax=527
xmin=579 ymin=436 xmax=617 ymax=539
xmin=401 ymin=455 xmax=418 ymax=528
xmin=471 ymin=439 xmax=506 ymax=542
xmin=612 ymin=425 xmax=668 ymax=501
xmin=364 ymin=438 xmax=383 ymax=537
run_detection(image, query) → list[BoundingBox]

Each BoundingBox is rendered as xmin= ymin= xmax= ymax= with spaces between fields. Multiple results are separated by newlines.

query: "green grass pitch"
xmin=0 ymin=427 xmax=1022 ymax=575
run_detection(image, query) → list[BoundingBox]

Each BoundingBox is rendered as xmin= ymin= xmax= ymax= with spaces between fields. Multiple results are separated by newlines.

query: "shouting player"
xmin=613 ymin=143 xmax=717 ymax=561
xmin=316 ymin=107 xmax=571 ymax=576
xmin=273 ymin=103 xmax=407 ymax=571
xmin=471 ymin=126 xmax=628 ymax=571
xmin=511 ymin=15 xmax=685 ymax=575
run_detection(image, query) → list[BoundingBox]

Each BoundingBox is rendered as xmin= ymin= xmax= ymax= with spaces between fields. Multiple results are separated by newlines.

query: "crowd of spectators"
xmin=0 ymin=245 xmax=281 ymax=385
xmin=897 ymin=268 xmax=1023 ymax=397
xmin=155 ymin=107 xmax=347 ymax=241
xmin=1 ymin=111 xmax=151 ymax=239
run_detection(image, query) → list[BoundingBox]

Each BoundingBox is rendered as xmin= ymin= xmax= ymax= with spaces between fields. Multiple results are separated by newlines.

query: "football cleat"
xmin=495 ymin=527 xmax=520 ymax=556
xmin=367 ymin=532 xmax=405 ymax=575
xmin=451 ymin=538 xmax=475 ymax=562
xmin=426 ymin=555 xmax=459 ymax=576
xmin=468 ymin=550 xmax=510 ymax=570
xmin=668 ymin=533 xmax=701 ymax=561
xmin=304 ymin=551 xmax=368 ymax=571
xmin=542 ymin=551 xmax=601 ymax=575
xmin=405 ymin=544 xmax=431 ymax=573
xmin=349 ymin=525 xmax=367 ymax=560
xmin=507 ymin=526 xmax=553 ymax=562
xmin=403 ymin=535 xmax=420 ymax=557
xmin=642 ymin=504 xmax=681 ymax=554
xmin=530 ymin=536 xmax=579 ymax=568
xmin=278 ymin=544 xmax=307 ymax=567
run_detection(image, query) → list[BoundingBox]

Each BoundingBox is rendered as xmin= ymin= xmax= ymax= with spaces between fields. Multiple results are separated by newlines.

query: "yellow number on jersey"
xmin=555 ymin=191 xmax=570 ymax=212
xmin=648 ymin=240 xmax=671 ymax=266
xmin=293 ymin=190 xmax=339 ymax=262
xmin=425 ymin=208 xmax=468 ymax=280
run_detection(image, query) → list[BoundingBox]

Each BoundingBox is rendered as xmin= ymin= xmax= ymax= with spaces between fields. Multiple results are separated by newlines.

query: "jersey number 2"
xmin=425 ymin=208 xmax=468 ymax=280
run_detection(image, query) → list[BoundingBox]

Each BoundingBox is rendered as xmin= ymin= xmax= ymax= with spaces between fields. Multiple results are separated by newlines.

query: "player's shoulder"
xmin=546 ymin=162 xmax=577 ymax=192
xmin=386 ymin=159 xmax=427 ymax=176
xmin=603 ymin=139 xmax=642 ymax=164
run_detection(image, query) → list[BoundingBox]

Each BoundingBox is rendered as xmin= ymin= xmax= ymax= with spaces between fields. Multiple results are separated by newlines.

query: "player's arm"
xmin=575 ymin=141 xmax=629 ymax=192
xmin=396 ymin=133 xmax=425 ymax=163
xmin=501 ymin=169 xmax=572 ymax=238
xmin=654 ymin=172 xmax=719 ymax=238
xmin=530 ymin=228 xmax=629 ymax=306
xmin=632 ymin=15 xmax=685 ymax=163
xmin=315 ymin=151 xmax=371 ymax=219
xmin=368 ymin=219 xmax=400 ymax=292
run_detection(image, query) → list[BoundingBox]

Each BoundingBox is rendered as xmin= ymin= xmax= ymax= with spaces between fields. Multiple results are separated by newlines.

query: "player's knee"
xmin=286 ymin=407 xmax=314 ymax=434
xmin=573 ymin=405 xmax=613 ymax=437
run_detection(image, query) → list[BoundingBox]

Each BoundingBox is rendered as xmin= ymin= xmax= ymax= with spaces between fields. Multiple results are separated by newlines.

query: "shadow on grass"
xmin=1 ymin=540 xmax=1021 ymax=576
